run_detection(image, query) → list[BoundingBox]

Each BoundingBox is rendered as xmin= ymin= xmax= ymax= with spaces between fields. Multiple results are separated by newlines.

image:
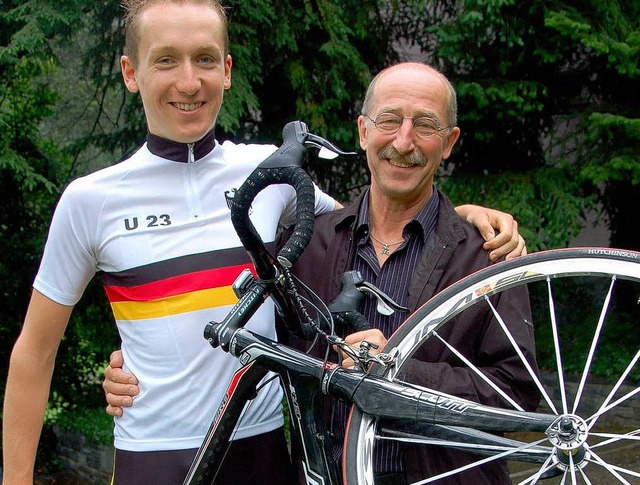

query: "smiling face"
xmin=358 ymin=64 xmax=460 ymax=209
xmin=120 ymin=2 xmax=232 ymax=143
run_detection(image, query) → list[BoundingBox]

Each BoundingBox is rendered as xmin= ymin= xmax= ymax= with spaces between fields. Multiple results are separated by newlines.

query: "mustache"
xmin=377 ymin=145 xmax=427 ymax=167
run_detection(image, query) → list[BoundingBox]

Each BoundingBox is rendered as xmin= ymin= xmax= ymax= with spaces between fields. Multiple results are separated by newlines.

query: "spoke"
xmin=587 ymin=387 xmax=640 ymax=426
xmin=485 ymin=296 xmax=557 ymax=414
xmin=516 ymin=455 xmax=556 ymax=485
xmin=547 ymin=277 xmax=567 ymax=415
xmin=431 ymin=331 xmax=524 ymax=411
xmin=589 ymin=429 xmax=640 ymax=449
xmin=587 ymin=458 xmax=640 ymax=480
xmin=578 ymin=466 xmax=593 ymax=485
xmin=572 ymin=276 xmax=616 ymax=414
xmin=377 ymin=434 xmax=550 ymax=457
xmin=588 ymin=348 xmax=640 ymax=431
xmin=587 ymin=447 xmax=635 ymax=483
xmin=409 ymin=439 xmax=548 ymax=485
xmin=568 ymin=451 xmax=578 ymax=485
xmin=559 ymin=471 xmax=568 ymax=485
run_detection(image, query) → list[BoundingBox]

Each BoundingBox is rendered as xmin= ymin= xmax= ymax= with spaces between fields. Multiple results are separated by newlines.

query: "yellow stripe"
xmin=110 ymin=286 xmax=238 ymax=320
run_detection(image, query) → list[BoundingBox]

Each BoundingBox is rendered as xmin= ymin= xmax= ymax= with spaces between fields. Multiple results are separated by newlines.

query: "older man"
xmin=288 ymin=62 xmax=540 ymax=484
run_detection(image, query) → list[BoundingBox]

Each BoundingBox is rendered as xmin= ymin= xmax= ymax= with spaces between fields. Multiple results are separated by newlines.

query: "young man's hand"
xmin=455 ymin=204 xmax=527 ymax=261
xmin=103 ymin=350 xmax=139 ymax=417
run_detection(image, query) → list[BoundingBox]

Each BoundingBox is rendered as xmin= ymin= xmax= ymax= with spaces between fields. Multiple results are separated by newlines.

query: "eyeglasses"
xmin=365 ymin=113 xmax=451 ymax=138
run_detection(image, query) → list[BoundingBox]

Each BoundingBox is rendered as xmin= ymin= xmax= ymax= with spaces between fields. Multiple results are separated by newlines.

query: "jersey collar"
xmin=146 ymin=130 xmax=216 ymax=163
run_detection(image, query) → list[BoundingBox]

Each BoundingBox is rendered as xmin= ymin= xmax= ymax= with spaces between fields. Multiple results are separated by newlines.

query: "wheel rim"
xmin=344 ymin=248 xmax=640 ymax=484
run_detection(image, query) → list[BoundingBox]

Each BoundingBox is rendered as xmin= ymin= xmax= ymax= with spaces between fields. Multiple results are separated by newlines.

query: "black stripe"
xmin=97 ymin=243 xmax=275 ymax=287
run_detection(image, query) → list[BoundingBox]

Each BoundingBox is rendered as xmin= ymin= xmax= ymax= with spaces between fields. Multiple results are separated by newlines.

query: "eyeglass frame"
xmin=363 ymin=112 xmax=452 ymax=138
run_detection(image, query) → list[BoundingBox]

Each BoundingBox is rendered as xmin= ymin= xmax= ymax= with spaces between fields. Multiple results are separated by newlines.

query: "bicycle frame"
xmin=184 ymin=324 xmax=558 ymax=484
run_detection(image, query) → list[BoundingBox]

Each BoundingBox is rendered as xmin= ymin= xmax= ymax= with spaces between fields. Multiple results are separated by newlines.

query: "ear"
xmin=223 ymin=54 xmax=232 ymax=90
xmin=441 ymin=126 xmax=461 ymax=160
xmin=121 ymin=55 xmax=139 ymax=93
xmin=357 ymin=115 xmax=368 ymax=151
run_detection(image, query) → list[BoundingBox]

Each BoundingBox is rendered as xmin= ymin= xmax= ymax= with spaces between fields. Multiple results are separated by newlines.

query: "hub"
xmin=546 ymin=414 xmax=590 ymax=470
xmin=554 ymin=445 xmax=589 ymax=471
xmin=547 ymin=415 xmax=588 ymax=450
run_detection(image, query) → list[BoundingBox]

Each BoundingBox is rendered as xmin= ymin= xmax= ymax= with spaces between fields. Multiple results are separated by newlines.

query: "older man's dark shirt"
xmin=330 ymin=189 xmax=439 ymax=474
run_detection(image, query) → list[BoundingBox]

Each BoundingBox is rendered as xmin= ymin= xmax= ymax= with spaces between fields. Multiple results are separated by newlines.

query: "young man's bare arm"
xmin=2 ymin=291 xmax=73 ymax=485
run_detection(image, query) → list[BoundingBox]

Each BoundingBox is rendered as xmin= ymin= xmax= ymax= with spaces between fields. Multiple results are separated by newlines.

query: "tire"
xmin=343 ymin=248 xmax=640 ymax=484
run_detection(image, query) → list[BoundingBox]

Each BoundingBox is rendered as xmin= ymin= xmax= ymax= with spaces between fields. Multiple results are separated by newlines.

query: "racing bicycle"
xmin=183 ymin=121 xmax=640 ymax=484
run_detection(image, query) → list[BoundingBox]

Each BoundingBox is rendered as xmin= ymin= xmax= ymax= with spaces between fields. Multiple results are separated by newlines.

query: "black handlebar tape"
xmin=334 ymin=310 xmax=372 ymax=333
xmin=275 ymin=168 xmax=315 ymax=267
xmin=230 ymin=165 xmax=315 ymax=270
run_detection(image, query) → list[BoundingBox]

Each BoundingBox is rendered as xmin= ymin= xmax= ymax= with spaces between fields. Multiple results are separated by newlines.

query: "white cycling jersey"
xmin=34 ymin=131 xmax=336 ymax=451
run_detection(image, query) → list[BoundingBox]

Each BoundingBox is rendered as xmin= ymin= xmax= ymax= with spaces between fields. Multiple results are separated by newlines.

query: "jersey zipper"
xmin=185 ymin=143 xmax=203 ymax=218
xmin=188 ymin=143 xmax=195 ymax=164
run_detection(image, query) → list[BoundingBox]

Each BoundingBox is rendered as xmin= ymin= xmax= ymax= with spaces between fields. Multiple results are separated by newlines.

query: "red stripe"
xmin=104 ymin=264 xmax=255 ymax=302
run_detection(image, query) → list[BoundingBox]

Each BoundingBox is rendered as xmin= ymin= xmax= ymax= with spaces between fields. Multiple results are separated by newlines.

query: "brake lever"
xmin=359 ymin=281 xmax=409 ymax=315
xmin=304 ymin=133 xmax=357 ymax=159
xmin=330 ymin=270 xmax=408 ymax=316
xmin=258 ymin=121 xmax=356 ymax=169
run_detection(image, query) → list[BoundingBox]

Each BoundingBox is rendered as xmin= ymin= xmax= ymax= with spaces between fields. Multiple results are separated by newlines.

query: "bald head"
xmin=361 ymin=63 xmax=458 ymax=128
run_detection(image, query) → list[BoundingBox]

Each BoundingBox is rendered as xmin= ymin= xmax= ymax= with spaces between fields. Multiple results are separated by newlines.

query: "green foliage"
xmin=581 ymin=114 xmax=640 ymax=185
xmin=0 ymin=2 xmax=77 ymax=353
xmin=545 ymin=6 xmax=640 ymax=77
xmin=48 ymin=405 xmax=114 ymax=446
xmin=0 ymin=0 xmax=119 ymax=438
xmin=220 ymin=0 xmax=390 ymax=199
xmin=439 ymin=166 xmax=595 ymax=251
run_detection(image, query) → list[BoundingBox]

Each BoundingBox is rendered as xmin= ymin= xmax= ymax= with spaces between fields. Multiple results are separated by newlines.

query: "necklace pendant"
xmin=370 ymin=231 xmax=403 ymax=257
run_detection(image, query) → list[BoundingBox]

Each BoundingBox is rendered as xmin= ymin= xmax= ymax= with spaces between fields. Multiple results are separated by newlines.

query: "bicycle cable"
xmin=278 ymin=268 xmax=351 ymax=390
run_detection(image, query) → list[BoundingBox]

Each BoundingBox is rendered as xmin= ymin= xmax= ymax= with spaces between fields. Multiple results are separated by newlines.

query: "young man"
xmin=3 ymin=2 xmax=313 ymax=484
xmin=3 ymin=2 xmax=524 ymax=484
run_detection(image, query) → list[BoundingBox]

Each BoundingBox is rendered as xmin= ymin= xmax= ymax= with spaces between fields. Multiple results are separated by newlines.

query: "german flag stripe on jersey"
xmin=97 ymin=246 xmax=266 ymax=321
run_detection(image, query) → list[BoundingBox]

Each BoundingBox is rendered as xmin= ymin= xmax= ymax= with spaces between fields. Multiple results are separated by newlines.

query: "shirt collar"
xmin=146 ymin=130 xmax=216 ymax=163
xmin=355 ymin=187 xmax=440 ymax=245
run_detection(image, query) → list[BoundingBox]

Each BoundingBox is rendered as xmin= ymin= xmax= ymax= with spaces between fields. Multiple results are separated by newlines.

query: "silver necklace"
xmin=370 ymin=232 xmax=404 ymax=256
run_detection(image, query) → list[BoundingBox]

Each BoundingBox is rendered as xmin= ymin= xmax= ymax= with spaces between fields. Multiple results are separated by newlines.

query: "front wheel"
xmin=343 ymin=248 xmax=640 ymax=484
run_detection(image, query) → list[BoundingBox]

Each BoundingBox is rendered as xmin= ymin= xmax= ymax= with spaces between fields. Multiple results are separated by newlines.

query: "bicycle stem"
xmin=204 ymin=280 xmax=271 ymax=351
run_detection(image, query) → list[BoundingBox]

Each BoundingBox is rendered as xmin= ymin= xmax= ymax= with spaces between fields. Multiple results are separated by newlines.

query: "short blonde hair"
xmin=121 ymin=0 xmax=229 ymax=66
